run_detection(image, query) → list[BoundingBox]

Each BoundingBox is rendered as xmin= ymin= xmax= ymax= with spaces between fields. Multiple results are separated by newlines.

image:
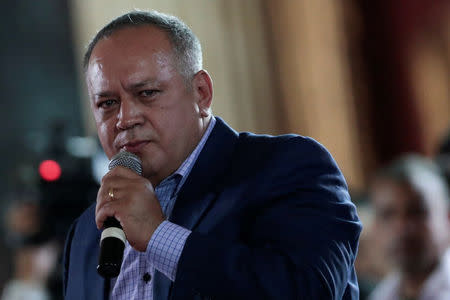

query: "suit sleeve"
xmin=174 ymin=137 xmax=362 ymax=299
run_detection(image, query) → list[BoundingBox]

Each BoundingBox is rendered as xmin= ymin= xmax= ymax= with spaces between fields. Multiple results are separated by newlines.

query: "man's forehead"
xmin=87 ymin=28 xmax=175 ymax=72
xmin=85 ymin=58 xmax=106 ymax=91
xmin=86 ymin=56 xmax=178 ymax=100
xmin=87 ymin=57 xmax=103 ymax=75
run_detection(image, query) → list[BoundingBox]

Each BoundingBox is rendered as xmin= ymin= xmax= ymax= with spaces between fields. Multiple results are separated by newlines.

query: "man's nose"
xmin=116 ymin=99 xmax=144 ymax=130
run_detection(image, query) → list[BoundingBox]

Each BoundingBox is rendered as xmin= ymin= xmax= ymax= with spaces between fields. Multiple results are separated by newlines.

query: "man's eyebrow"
xmin=95 ymin=91 xmax=115 ymax=98
xmin=94 ymin=79 xmax=160 ymax=97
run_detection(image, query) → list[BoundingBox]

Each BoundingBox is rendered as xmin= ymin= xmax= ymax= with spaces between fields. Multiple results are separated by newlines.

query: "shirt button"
xmin=143 ymin=272 xmax=151 ymax=284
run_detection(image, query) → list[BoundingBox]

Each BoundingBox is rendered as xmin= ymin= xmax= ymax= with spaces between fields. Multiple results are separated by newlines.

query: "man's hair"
xmin=83 ymin=10 xmax=203 ymax=79
xmin=375 ymin=154 xmax=450 ymax=208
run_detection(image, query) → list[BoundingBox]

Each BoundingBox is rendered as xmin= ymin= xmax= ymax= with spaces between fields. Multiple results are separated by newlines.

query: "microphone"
xmin=97 ymin=151 xmax=142 ymax=278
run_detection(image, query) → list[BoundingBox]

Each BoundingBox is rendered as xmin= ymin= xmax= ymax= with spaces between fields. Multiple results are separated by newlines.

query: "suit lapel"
xmin=169 ymin=117 xmax=238 ymax=230
xmin=153 ymin=117 xmax=238 ymax=300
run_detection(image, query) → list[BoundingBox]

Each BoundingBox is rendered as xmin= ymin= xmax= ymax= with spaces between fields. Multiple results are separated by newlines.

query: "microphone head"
xmin=108 ymin=151 xmax=142 ymax=175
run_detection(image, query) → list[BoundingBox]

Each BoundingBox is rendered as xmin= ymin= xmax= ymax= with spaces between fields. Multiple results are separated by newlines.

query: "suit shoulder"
xmin=238 ymin=131 xmax=324 ymax=148
xmin=237 ymin=132 xmax=334 ymax=163
xmin=233 ymin=132 xmax=347 ymax=193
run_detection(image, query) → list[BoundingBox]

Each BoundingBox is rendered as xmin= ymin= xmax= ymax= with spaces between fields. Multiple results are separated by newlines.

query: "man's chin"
xmin=141 ymin=160 xmax=164 ymax=186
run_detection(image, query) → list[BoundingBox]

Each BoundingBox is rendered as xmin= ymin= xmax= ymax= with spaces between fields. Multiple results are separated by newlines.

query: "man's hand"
xmin=95 ymin=166 xmax=165 ymax=252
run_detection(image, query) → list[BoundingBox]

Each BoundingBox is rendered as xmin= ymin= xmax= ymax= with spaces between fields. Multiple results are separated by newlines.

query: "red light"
xmin=39 ymin=160 xmax=62 ymax=181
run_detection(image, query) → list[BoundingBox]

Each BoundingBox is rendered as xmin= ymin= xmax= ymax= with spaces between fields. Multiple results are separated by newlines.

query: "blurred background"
xmin=0 ymin=0 xmax=448 ymax=299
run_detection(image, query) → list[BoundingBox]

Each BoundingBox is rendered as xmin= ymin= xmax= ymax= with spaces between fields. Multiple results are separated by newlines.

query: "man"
xmin=63 ymin=10 xmax=361 ymax=299
xmin=369 ymin=155 xmax=450 ymax=300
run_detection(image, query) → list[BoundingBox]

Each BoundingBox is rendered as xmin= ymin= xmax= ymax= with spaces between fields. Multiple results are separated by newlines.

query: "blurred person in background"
xmin=1 ymin=189 xmax=59 ymax=300
xmin=354 ymin=199 xmax=391 ymax=299
xmin=368 ymin=155 xmax=450 ymax=300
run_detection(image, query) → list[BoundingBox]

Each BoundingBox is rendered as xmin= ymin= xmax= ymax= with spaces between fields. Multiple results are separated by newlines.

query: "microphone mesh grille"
xmin=108 ymin=151 xmax=143 ymax=175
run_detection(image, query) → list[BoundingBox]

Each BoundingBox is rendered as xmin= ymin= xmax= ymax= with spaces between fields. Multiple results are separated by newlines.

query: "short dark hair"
xmin=83 ymin=10 xmax=203 ymax=79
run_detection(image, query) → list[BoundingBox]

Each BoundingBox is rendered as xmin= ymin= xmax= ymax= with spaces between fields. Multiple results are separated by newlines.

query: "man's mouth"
xmin=120 ymin=140 xmax=150 ymax=153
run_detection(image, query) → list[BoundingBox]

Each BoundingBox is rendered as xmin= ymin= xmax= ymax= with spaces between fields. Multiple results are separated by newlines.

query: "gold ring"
xmin=108 ymin=188 xmax=114 ymax=199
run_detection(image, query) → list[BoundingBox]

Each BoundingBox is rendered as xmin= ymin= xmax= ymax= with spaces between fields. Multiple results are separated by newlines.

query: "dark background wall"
xmin=0 ymin=0 xmax=82 ymax=291
xmin=0 ymin=0 xmax=82 ymax=193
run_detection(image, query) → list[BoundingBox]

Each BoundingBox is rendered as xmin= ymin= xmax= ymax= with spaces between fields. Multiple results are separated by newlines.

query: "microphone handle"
xmin=97 ymin=217 xmax=126 ymax=278
xmin=97 ymin=151 xmax=142 ymax=278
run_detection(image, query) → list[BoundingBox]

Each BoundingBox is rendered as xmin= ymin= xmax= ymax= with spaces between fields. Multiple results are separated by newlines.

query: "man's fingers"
xmin=95 ymin=200 xmax=120 ymax=229
xmin=96 ymin=182 xmax=127 ymax=229
xmin=96 ymin=178 xmax=133 ymax=211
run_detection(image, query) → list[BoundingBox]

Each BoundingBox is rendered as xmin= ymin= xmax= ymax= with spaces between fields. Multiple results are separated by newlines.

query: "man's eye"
xmin=98 ymin=99 xmax=117 ymax=109
xmin=139 ymin=90 xmax=159 ymax=97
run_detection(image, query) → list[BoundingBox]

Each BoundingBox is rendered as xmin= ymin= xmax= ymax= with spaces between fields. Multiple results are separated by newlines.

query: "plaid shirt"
xmin=110 ymin=117 xmax=216 ymax=299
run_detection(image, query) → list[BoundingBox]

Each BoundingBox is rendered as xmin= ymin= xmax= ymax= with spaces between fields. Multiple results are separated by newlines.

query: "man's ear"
xmin=192 ymin=70 xmax=213 ymax=117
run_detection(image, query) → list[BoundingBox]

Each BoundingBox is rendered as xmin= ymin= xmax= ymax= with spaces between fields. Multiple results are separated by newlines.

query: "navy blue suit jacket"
xmin=63 ymin=117 xmax=362 ymax=299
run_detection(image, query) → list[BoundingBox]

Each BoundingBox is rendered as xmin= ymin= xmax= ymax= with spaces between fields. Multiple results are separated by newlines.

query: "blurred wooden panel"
xmin=265 ymin=0 xmax=366 ymax=190
xmin=410 ymin=12 xmax=450 ymax=155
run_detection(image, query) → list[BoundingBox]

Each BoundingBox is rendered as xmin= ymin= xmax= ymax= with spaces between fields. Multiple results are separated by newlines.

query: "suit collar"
xmin=169 ymin=117 xmax=238 ymax=230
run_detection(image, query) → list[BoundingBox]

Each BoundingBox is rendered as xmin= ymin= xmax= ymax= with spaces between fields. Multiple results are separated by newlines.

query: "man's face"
xmin=86 ymin=26 xmax=209 ymax=185
xmin=370 ymin=179 xmax=448 ymax=273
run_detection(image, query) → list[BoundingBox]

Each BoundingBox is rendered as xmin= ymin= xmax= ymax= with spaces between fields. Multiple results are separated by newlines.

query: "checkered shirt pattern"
xmin=110 ymin=117 xmax=216 ymax=300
